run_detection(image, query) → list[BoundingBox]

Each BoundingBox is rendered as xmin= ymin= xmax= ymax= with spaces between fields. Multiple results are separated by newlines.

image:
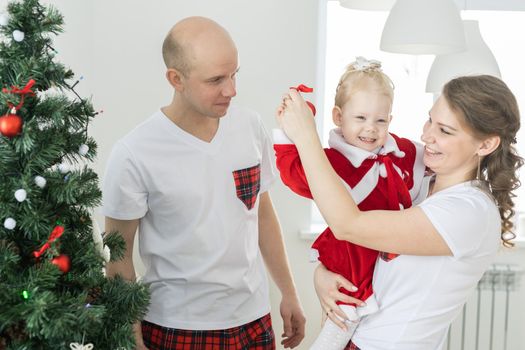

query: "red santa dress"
xmin=274 ymin=128 xmax=425 ymax=310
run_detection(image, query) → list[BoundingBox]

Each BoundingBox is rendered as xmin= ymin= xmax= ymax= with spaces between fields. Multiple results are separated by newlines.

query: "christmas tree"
xmin=0 ymin=1 xmax=149 ymax=349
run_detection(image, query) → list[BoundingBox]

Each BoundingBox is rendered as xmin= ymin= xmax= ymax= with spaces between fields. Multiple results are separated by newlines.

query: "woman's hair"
xmin=442 ymin=75 xmax=523 ymax=247
xmin=334 ymin=57 xmax=394 ymax=108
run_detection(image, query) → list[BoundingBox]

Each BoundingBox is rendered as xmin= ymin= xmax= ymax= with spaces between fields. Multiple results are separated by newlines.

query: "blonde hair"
xmin=442 ymin=75 xmax=523 ymax=248
xmin=335 ymin=57 xmax=394 ymax=108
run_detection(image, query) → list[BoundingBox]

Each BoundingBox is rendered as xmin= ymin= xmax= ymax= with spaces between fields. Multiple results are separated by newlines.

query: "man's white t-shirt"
xmin=102 ymin=105 xmax=277 ymax=330
xmin=353 ymin=181 xmax=501 ymax=350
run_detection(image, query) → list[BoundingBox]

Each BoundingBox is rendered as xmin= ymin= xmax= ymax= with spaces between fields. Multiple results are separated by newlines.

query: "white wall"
xmin=47 ymin=0 xmax=322 ymax=348
xmin=30 ymin=1 xmax=525 ymax=349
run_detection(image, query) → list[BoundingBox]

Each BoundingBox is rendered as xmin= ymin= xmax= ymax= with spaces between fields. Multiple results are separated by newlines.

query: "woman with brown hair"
xmin=277 ymin=75 xmax=523 ymax=349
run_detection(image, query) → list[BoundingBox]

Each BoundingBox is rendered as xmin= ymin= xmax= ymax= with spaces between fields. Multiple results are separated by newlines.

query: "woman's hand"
xmin=314 ymin=264 xmax=364 ymax=330
xmin=276 ymin=89 xmax=318 ymax=146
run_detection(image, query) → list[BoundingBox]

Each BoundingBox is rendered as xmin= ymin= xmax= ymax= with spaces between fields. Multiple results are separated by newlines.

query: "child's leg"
xmin=309 ymin=305 xmax=359 ymax=350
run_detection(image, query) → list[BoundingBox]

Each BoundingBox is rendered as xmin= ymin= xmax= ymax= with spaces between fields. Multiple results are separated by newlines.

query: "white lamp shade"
xmin=339 ymin=0 xmax=396 ymax=11
xmin=426 ymin=20 xmax=501 ymax=93
xmin=380 ymin=0 xmax=466 ymax=54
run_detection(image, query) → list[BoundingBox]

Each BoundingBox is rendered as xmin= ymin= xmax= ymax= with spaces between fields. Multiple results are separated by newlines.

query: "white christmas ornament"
xmin=0 ymin=14 xmax=9 ymax=26
xmin=37 ymin=120 xmax=53 ymax=131
xmin=69 ymin=343 xmax=94 ymax=350
xmin=4 ymin=218 xmax=16 ymax=230
xmin=58 ymin=163 xmax=70 ymax=174
xmin=12 ymin=30 xmax=24 ymax=42
xmin=34 ymin=176 xmax=47 ymax=188
xmin=79 ymin=144 xmax=89 ymax=156
xmin=14 ymin=189 xmax=27 ymax=202
xmin=102 ymin=245 xmax=111 ymax=263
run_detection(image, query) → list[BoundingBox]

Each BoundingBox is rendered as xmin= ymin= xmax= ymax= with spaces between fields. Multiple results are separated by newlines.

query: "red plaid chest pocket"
xmin=232 ymin=163 xmax=261 ymax=210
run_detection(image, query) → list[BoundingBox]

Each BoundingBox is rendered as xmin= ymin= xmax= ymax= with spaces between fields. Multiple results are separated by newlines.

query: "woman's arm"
xmin=278 ymin=90 xmax=451 ymax=256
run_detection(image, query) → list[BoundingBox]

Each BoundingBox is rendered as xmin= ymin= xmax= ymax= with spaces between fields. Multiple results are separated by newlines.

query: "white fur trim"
xmin=309 ymin=248 xmax=320 ymax=262
xmin=379 ymin=164 xmax=387 ymax=178
xmin=341 ymin=167 xmax=379 ymax=205
xmin=328 ymin=129 xmax=406 ymax=168
xmin=356 ymin=294 xmax=379 ymax=317
xmin=328 ymin=129 xmax=377 ymax=168
xmin=380 ymin=134 xmax=405 ymax=157
xmin=272 ymin=128 xmax=293 ymax=144
xmin=340 ymin=304 xmax=360 ymax=321
xmin=393 ymin=163 xmax=403 ymax=177
xmin=394 ymin=150 xmax=406 ymax=158
xmin=409 ymin=142 xmax=427 ymax=203
xmin=337 ymin=294 xmax=379 ymax=321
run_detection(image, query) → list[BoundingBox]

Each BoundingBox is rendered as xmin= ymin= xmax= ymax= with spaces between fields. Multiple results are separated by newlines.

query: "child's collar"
xmin=328 ymin=128 xmax=405 ymax=168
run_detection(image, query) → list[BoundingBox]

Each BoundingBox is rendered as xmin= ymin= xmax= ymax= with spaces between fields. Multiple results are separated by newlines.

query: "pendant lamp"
xmin=426 ymin=20 xmax=500 ymax=93
xmin=339 ymin=0 xmax=396 ymax=11
xmin=380 ymin=0 xmax=466 ymax=54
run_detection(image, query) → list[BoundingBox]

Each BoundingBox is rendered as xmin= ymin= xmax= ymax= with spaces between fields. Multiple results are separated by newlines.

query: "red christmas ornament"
xmin=51 ymin=254 xmax=71 ymax=273
xmin=291 ymin=84 xmax=316 ymax=116
xmin=0 ymin=79 xmax=36 ymax=138
xmin=0 ymin=113 xmax=23 ymax=138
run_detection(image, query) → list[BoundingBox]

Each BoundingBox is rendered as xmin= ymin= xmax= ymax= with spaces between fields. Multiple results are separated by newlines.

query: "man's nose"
xmin=222 ymin=79 xmax=236 ymax=98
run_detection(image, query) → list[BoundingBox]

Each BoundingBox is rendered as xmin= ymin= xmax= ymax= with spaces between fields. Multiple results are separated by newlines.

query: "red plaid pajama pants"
xmin=141 ymin=313 xmax=275 ymax=350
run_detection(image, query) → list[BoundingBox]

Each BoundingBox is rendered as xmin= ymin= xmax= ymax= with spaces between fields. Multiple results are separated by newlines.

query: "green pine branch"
xmin=0 ymin=0 xmax=150 ymax=347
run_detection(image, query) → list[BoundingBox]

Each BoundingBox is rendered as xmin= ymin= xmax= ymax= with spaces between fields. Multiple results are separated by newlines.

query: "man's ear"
xmin=332 ymin=106 xmax=343 ymax=127
xmin=478 ymin=135 xmax=501 ymax=156
xmin=166 ymin=68 xmax=185 ymax=91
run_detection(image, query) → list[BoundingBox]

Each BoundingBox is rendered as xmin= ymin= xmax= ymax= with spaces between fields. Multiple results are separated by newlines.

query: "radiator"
xmin=445 ymin=264 xmax=524 ymax=350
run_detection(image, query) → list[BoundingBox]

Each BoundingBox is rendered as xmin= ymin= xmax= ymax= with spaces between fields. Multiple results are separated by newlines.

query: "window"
xmin=308 ymin=1 xmax=525 ymax=240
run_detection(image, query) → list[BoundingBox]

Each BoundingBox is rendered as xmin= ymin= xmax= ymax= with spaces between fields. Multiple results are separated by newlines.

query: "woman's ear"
xmin=478 ymin=135 xmax=501 ymax=156
xmin=332 ymin=106 xmax=343 ymax=127
xmin=166 ymin=68 xmax=185 ymax=91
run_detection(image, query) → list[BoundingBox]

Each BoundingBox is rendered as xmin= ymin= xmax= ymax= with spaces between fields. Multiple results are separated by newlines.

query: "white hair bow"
xmin=352 ymin=56 xmax=382 ymax=71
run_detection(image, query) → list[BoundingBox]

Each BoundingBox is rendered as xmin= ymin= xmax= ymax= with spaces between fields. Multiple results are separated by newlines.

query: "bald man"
xmin=103 ymin=17 xmax=305 ymax=350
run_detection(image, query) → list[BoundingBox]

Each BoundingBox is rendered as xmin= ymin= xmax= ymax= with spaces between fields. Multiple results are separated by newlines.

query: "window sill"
xmin=299 ymin=223 xmax=325 ymax=241
xmin=513 ymin=238 xmax=525 ymax=249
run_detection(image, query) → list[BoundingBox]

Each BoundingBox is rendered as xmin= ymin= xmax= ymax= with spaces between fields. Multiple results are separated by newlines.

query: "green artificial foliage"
xmin=0 ymin=1 xmax=150 ymax=349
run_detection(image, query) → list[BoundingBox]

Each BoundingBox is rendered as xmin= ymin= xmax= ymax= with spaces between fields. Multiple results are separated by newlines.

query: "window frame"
xmin=303 ymin=0 xmax=525 ymax=244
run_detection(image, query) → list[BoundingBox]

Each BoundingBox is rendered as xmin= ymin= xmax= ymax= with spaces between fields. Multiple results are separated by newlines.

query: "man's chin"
xmin=215 ymin=105 xmax=230 ymax=117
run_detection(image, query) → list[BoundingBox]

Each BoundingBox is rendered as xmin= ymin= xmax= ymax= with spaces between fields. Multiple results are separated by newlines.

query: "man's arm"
xmin=257 ymin=192 xmax=305 ymax=349
xmin=105 ymin=217 xmax=148 ymax=350
xmin=105 ymin=217 xmax=139 ymax=280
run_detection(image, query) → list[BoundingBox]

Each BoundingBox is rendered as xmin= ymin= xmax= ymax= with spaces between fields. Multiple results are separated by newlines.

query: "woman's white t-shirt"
xmin=353 ymin=181 xmax=501 ymax=350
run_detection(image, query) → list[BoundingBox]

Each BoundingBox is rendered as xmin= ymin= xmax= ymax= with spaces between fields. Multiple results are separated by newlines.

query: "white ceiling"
xmin=335 ymin=0 xmax=525 ymax=11
xmin=456 ymin=0 xmax=525 ymax=11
